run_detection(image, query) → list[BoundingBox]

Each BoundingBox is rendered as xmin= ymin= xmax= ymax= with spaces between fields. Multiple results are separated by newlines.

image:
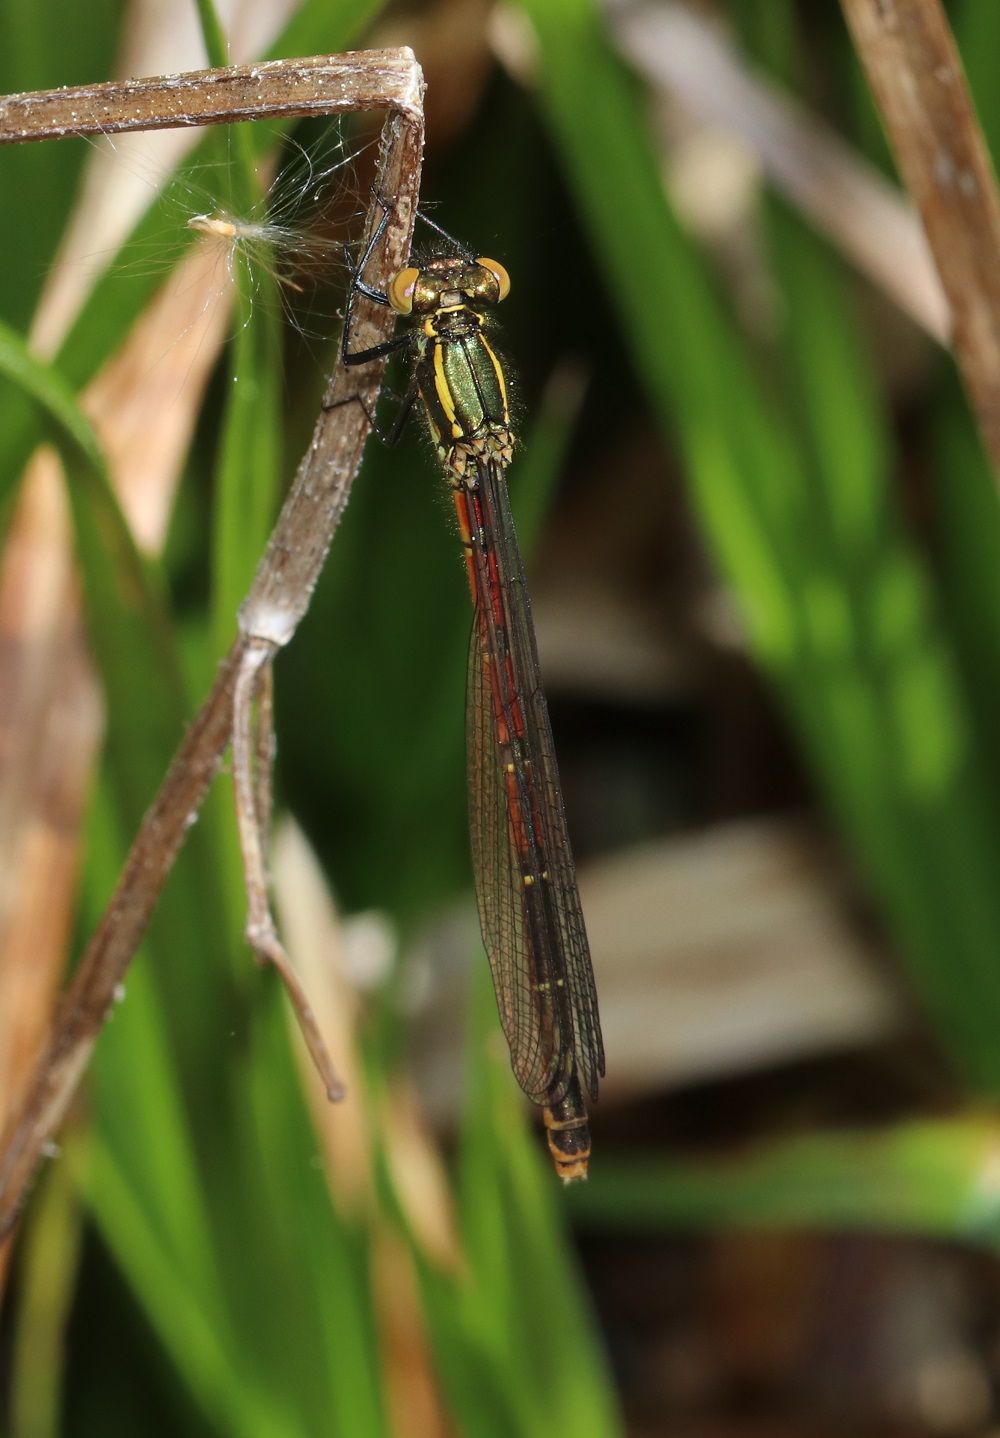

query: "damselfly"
xmin=340 ymin=198 xmax=604 ymax=1181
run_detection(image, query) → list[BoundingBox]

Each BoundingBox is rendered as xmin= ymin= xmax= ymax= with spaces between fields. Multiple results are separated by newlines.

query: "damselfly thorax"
xmin=391 ymin=256 xmax=516 ymax=481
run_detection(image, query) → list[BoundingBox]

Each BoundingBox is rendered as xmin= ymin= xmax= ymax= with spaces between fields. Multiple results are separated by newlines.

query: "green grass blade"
xmin=0 ymin=0 xmax=121 ymax=331
xmin=236 ymin=987 xmax=389 ymax=1437
xmin=8 ymin=1145 xmax=83 ymax=1438
xmin=456 ymin=964 xmax=622 ymax=1438
xmin=263 ymin=0 xmax=388 ymax=59
xmin=193 ymin=0 xmax=232 ymax=70
xmin=955 ymin=1 xmax=1000 ymax=164
xmin=930 ymin=381 xmax=1000 ymax=805
xmin=209 ymin=252 xmax=283 ymax=657
xmin=83 ymin=1134 xmax=300 ymax=1438
xmin=571 ymin=1116 xmax=1000 ymax=1243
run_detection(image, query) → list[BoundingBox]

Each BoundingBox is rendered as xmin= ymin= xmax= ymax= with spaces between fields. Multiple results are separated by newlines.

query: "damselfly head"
xmin=387 ymin=255 xmax=510 ymax=316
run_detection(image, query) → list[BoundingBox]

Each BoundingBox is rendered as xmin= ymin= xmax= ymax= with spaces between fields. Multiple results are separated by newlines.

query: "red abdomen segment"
xmin=454 ymin=480 xmax=543 ymax=869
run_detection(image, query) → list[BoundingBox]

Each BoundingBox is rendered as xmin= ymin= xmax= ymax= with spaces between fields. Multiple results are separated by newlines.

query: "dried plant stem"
xmin=841 ymin=0 xmax=1000 ymax=479
xmin=0 ymin=50 xmax=424 ymax=144
xmin=231 ymin=640 xmax=345 ymax=1102
xmin=0 ymin=52 xmax=424 ymax=1239
xmin=252 ymin=660 xmax=276 ymax=846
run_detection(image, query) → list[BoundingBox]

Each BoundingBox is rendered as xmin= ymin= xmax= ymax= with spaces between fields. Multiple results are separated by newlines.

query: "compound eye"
xmin=476 ymin=257 xmax=510 ymax=302
xmin=388 ymin=266 xmax=421 ymax=314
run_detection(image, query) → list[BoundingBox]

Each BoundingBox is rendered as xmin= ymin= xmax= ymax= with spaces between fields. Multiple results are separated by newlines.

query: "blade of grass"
xmin=208 ymin=201 xmax=284 ymax=662
xmin=265 ymin=0 xmax=386 ymax=60
xmin=0 ymin=0 xmax=121 ymax=330
xmin=7 ymin=1140 xmax=83 ymax=1438
xmin=80 ymin=777 xmax=226 ymax=1289
xmin=374 ymin=1055 xmax=550 ymax=1438
xmin=570 ymin=1114 xmax=1000 ymax=1242
xmin=239 ymin=984 xmax=389 ymax=1437
xmin=82 ymin=1133 xmax=301 ymax=1438
xmin=404 ymin=1260 xmax=534 ymax=1438
xmin=930 ymin=380 xmax=1000 ymax=808
xmin=455 ymin=964 xmax=621 ymax=1438
xmin=955 ymin=1 xmax=1000 ymax=164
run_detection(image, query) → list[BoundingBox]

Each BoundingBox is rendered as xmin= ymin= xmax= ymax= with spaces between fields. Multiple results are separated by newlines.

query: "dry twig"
xmin=0 ymin=49 xmax=425 ymax=1239
xmin=841 ymin=0 xmax=1000 ymax=478
xmin=231 ymin=639 xmax=345 ymax=1101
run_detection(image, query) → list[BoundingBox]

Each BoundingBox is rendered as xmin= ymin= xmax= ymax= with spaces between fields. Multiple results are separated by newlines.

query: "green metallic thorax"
xmin=414 ymin=304 xmax=513 ymax=478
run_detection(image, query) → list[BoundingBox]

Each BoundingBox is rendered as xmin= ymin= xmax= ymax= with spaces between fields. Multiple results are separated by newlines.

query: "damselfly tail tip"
xmin=543 ymin=1105 xmax=592 ymax=1184
xmin=556 ymin=1156 xmax=590 ymax=1184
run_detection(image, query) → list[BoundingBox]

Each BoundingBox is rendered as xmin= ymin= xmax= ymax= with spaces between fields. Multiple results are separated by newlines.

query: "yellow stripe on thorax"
xmin=480 ymin=336 xmax=510 ymax=421
xmin=431 ymin=341 xmax=459 ymax=429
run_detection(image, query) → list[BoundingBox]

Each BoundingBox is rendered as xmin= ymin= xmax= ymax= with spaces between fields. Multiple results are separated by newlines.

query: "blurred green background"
xmin=4 ymin=0 xmax=1000 ymax=1434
